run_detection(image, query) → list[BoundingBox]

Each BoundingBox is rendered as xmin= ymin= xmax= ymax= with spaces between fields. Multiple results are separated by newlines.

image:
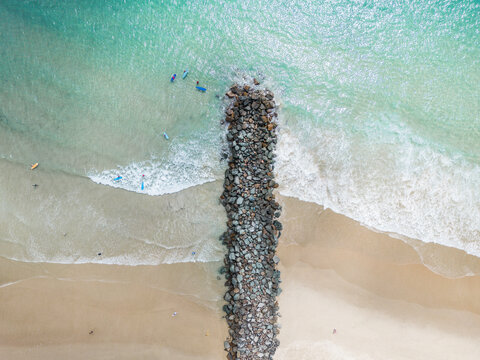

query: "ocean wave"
xmin=88 ymin=137 xmax=224 ymax=196
xmin=276 ymin=126 xmax=480 ymax=258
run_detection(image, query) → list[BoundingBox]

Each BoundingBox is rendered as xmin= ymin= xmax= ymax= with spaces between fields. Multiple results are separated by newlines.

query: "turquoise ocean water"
xmin=0 ymin=0 xmax=479 ymax=264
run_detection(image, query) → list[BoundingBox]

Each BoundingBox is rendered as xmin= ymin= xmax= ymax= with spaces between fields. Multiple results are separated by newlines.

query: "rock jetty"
xmin=220 ymin=82 xmax=282 ymax=359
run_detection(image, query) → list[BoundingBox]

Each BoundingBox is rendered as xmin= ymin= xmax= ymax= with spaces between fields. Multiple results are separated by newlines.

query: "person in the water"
xmin=170 ymin=74 xmax=176 ymax=82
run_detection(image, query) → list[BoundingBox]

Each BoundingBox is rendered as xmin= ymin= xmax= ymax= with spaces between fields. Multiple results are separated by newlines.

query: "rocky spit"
xmin=220 ymin=82 xmax=282 ymax=360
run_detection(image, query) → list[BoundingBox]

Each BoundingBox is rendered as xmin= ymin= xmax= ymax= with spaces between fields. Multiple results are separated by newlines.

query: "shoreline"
xmin=0 ymin=157 xmax=226 ymax=266
xmin=277 ymin=193 xmax=480 ymax=280
xmin=276 ymin=195 xmax=480 ymax=315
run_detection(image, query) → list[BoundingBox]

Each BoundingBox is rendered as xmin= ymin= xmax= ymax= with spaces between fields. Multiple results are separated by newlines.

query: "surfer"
xmin=32 ymin=184 xmax=38 ymax=188
xmin=170 ymin=74 xmax=176 ymax=82
xmin=196 ymin=81 xmax=199 ymax=85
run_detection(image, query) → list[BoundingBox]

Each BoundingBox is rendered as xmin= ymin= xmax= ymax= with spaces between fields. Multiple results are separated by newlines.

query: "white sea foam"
xmin=4 ymin=230 xmax=224 ymax=266
xmin=276 ymin=125 xmax=480 ymax=258
xmin=5 ymin=253 xmax=220 ymax=266
xmin=88 ymin=137 xmax=223 ymax=196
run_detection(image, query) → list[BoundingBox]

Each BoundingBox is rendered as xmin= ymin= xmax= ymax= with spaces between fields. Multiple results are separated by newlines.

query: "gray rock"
xmin=222 ymin=86 xmax=280 ymax=357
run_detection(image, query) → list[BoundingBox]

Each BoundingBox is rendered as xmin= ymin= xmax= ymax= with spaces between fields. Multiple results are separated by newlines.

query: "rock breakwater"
xmin=220 ymin=83 xmax=282 ymax=360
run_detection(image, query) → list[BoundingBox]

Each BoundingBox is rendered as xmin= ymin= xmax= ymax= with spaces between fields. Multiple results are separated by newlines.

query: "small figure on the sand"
xmin=172 ymin=311 xmax=177 ymax=317
xmin=170 ymin=73 xmax=176 ymax=82
xmin=32 ymin=183 xmax=38 ymax=188
xmin=89 ymin=330 xmax=94 ymax=335
xmin=333 ymin=328 xmax=337 ymax=334
xmin=98 ymin=252 xmax=102 ymax=256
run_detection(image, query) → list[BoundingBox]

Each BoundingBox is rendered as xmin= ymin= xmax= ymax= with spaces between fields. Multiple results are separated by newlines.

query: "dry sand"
xmin=0 ymin=259 xmax=227 ymax=360
xmin=1 ymin=194 xmax=480 ymax=359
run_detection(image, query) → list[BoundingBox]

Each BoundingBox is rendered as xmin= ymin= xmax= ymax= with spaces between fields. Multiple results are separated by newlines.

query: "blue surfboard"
xmin=114 ymin=176 xmax=122 ymax=181
xmin=141 ymin=181 xmax=144 ymax=190
xmin=182 ymin=70 xmax=188 ymax=79
xmin=196 ymin=86 xmax=207 ymax=92
xmin=163 ymin=132 xmax=169 ymax=140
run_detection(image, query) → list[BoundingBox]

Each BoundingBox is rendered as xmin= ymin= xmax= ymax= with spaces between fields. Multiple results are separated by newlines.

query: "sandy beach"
xmin=1 ymin=190 xmax=480 ymax=359
xmin=0 ymin=258 xmax=227 ymax=360
xmin=276 ymin=196 xmax=480 ymax=359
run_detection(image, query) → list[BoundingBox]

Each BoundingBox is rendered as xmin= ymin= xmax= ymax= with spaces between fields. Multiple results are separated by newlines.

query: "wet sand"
xmin=1 ymin=191 xmax=480 ymax=359
xmin=0 ymin=159 xmax=226 ymax=266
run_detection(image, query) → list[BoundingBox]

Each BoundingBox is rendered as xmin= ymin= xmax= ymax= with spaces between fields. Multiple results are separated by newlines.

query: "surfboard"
xmin=182 ymin=70 xmax=189 ymax=79
xmin=114 ymin=176 xmax=122 ymax=181
xmin=141 ymin=181 xmax=144 ymax=190
xmin=31 ymin=163 xmax=38 ymax=170
xmin=163 ymin=132 xmax=169 ymax=140
xmin=196 ymin=86 xmax=207 ymax=92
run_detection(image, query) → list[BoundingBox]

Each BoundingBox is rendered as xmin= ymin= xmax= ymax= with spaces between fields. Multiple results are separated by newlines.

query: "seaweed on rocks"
xmin=220 ymin=82 xmax=281 ymax=360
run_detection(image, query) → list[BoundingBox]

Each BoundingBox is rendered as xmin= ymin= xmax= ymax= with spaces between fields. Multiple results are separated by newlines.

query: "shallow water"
xmin=0 ymin=0 xmax=479 ymax=263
